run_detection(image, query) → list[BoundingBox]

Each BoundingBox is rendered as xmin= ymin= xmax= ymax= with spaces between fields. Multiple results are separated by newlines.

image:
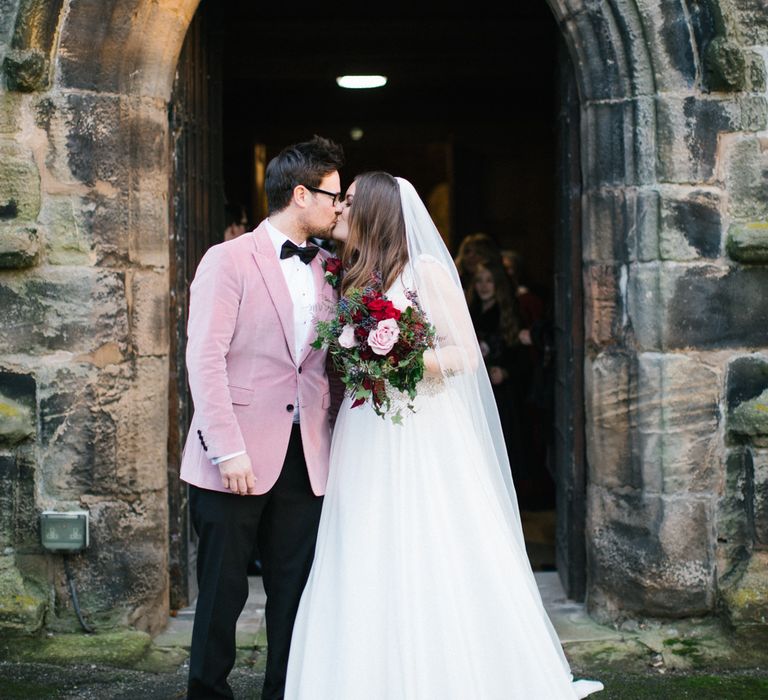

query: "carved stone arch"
xmin=543 ymin=0 xmax=768 ymax=622
xmin=2 ymin=0 xmax=766 ymax=635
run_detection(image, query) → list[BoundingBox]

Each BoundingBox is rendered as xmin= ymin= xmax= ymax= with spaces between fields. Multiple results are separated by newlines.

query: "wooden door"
xmin=167 ymin=2 xmax=224 ymax=610
xmin=553 ymin=38 xmax=587 ymax=601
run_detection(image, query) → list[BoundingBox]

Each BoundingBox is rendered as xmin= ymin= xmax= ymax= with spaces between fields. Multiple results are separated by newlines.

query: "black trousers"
xmin=186 ymin=425 xmax=323 ymax=700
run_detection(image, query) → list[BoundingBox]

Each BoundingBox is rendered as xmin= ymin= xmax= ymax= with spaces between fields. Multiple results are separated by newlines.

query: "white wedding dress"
xmin=284 ymin=269 xmax=603 ymax=699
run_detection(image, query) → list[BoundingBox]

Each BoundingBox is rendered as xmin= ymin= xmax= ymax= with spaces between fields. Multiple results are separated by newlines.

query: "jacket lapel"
xmin=251 ymin=223 xmax=297 ymax=364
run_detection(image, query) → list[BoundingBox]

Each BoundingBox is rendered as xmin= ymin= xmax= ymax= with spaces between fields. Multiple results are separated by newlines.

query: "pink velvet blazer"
xmin=179 ymin=223 xmax=337 ymax=496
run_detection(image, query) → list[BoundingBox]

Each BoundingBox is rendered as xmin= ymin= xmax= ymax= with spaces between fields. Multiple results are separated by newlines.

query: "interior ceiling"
xmin=213 ymin=2 xmax=560 ymax=136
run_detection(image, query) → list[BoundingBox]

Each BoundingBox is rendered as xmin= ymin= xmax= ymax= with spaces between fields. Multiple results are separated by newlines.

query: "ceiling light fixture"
xmin=336 ymin=75 xmax=387 ymax=89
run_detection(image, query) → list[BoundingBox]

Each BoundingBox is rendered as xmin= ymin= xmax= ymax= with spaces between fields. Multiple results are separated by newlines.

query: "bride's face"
xmin=332 ymin=181 xmax=356 ymax=242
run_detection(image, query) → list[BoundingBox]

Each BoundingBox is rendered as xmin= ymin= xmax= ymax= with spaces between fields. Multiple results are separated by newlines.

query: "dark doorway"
xmin=168 ymin=1 xmax=587 ymax=603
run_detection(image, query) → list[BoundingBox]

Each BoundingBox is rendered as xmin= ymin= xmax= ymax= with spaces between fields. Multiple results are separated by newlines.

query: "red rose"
xmin=367 ymin=298 xmax=401 ymax=322
xmin=325 ymin=257 xmax=342 ymax=275
xmin=361 ymin=289 xmax=382 ymax=305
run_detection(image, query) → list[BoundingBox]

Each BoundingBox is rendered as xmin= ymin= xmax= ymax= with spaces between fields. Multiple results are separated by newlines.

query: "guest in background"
xmin=455 ymin=232 xmax=502 ymax=295
xmin=223 ymin=201 xmax=249 ymax=241
xmin=468 ymin=260 xmax=530 ymax=486
xmin=502 ymin=248 xmax=555 ymax=509
xmin=500 ymin=248 xmax=545 ymax=339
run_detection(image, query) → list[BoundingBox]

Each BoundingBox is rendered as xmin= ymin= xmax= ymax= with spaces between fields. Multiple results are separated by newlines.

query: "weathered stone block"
xmin=39 ymin=196 xmax=92 ymax=266
xmin=0 ymin=224 xmax=39 ymax=268
xmin=0 ymin=453 xmax=15 ymax=546
xmin=64 ymin=92 xmax=167 ymax=187
xmin=626 ymin=262 xmax=663 ymax=351
xmin=704 ymin=37 xmax=747 ymax=92
xmin=0 ymin=267 xmax=129 ymax=354
xmin=1 ymin=628 xmax=152 ymax=665
xmin=716 ymin=448 xmax=754 ymax=581
xmin=0 ymin=370 xmax=35 ymax=446
xmin=52 ymin=93 xmax=169 ymax=266
xmin=582 ymin=98 xmax=656 ymax=188
xmin=11 ymin=448 xmax=40 ymax=553
xmin=721 ymin=550 xmax=768 ymax=627
xmin=665 ymin=265 xmax=768 ymax=350
xmin=727 ymin=355 xmax=768 ymax=412
xmin=659 ymin=189 xmax=722 ymax=260
xmin=585 ymin=351 xmax=642 ymax=490
xmin=588 ymin=487 xmax=714 ymax=618
xmin=567 ymin=7 xmax=629 ymax=101
xmin=729 ymin=389 xmax=768 ymax=447
xmin=747 ymin=53 xmax=767 ymax=92
xmin=583 ymin=187 xmax=659 ymax=263
xmin=0 ymin=92 xmax=23 ymax=135
xmin=754 ymin=449 xmax=768 ymax=547
xmin=637 ymin=353 xmax=720 ymax=493
xmin=70 ymin=492 xmax=168 ymax=635
xmin=130 ymin=270 xmax=169 ymax=357
xmin=739 ymin=95 xmax=768 ymax=132
xmin=638 ymin=0 xmax=697 ymax=91
xmin=0 ymin=555 xmax=46 ymax=634
xmin=0 ymin=142 xmax=41 ymax=220
xmin=3 ymin=48 xmax=48 ymax=92
xmin=0 ymin=0 xmax=16 ymax=47
xmin=113 ymin=357 xmax=168 ymax=495
xmin=37 ymin=363 xmax=117 ymax=499
xmin=656 ymin=97 xmax=738 ymax=183
xmin=11 ymin=0 xmax=66 ymax=56
xmin=727 ymin=222 xmax=768 ymax=263
xmin=720 ymin=135 xmax=768 ymax=221
xmin=733 ymin=0 xmax=768 ymax=45
xmin=583 ymin=263 xmax=623 ymax=348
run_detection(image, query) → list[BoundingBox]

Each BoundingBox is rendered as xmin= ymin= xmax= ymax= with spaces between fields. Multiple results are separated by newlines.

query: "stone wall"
xmin=0 ymin=0 xmax=766 ymax=640
xmin=0 ymin=0 xmax=198 ymax=638
xmin=548 ymin=0 xmax=768 ymax=625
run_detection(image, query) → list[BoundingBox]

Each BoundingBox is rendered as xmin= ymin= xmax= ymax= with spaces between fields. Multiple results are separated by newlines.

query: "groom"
xmin=180 ymin=135 xmax=345 ymax=699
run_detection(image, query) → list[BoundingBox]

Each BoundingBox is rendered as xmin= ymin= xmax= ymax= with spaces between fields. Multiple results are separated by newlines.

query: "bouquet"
xmin=312 ymin=279 xmax=437 ymax=422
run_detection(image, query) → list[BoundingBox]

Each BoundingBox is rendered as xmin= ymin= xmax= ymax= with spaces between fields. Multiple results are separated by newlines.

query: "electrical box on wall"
xmin=40 ymin=510 xmax=89 ymax=551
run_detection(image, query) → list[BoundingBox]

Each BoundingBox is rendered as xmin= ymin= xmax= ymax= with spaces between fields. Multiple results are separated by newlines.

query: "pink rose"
xmin=338 ymin=324 xmax=358 ymax=348
xmin=367 ymin=318 xmax=400 ymax=355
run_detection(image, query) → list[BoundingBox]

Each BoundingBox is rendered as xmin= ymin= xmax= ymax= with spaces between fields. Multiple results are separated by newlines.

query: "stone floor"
xmin=152 ymin=568 xmax=623 ymax=655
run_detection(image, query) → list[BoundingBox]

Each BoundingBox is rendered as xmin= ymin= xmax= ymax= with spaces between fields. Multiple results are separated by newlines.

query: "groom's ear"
xmin=293 ymin=184 xmax=312 ymax=210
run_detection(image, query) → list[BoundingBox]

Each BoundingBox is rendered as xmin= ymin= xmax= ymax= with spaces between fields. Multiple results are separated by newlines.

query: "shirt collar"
xmin=265 ymin=219 xmax=306 ymax=259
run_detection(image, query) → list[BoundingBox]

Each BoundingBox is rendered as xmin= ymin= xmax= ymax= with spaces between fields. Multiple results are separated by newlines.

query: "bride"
xmin=285 ymin=172 xmax=603 ymax=699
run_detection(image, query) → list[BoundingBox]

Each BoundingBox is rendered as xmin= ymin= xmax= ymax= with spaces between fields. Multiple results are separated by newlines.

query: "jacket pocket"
xmin=228 ymin=385 xmax=254 ymax=405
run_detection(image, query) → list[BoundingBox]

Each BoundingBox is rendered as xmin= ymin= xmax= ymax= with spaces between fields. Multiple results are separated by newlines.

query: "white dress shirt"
xmin=212 ymin=222 xmax=316 ymax=465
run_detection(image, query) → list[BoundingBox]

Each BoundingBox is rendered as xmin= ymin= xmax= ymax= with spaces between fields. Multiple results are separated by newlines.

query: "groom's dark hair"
xmin=265 ymin=135 xmax=345 ymax=214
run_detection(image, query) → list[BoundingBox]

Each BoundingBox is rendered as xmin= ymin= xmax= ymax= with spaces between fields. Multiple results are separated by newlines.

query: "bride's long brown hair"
xmin=341 ymin=172 xmax=409 ymax=295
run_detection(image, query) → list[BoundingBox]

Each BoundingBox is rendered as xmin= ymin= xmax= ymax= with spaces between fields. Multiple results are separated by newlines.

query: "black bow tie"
xmin=280 ymin=239 xmax=320 ymax=265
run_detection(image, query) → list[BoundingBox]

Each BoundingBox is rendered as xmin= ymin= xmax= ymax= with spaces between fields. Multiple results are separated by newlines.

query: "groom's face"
xmin=304 ymin=171 xmax=343 ymax=239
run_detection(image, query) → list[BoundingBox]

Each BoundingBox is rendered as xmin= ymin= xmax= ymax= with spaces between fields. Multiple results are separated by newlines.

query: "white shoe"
xmin=571 ymin=678 xmax=605 ymax=698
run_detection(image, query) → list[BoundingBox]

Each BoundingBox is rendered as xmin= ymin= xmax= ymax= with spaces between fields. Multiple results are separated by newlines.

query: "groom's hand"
xmin=217 ymin=453 xmax=256 ymax=495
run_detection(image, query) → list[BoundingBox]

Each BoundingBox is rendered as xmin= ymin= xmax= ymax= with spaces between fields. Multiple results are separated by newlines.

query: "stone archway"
xmin=1 ymin=0 xmax=767 ymax=638
xmin=546 ymin=0 xmax=768 ymax=625
xmin=1 ymin=0 xmax=200 ymax=635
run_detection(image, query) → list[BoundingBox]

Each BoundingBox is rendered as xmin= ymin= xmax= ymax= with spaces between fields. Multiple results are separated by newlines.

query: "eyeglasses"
xmin=304 ymin=184 xmax=343 ymax=207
